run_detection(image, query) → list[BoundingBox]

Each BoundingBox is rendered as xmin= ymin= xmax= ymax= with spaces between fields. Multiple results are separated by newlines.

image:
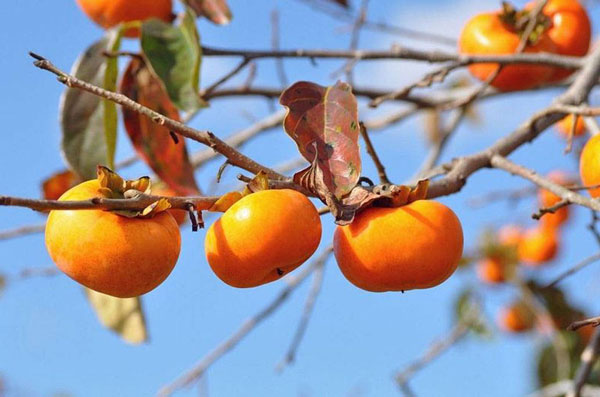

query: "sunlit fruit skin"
xmin=538 ymin=171 xmax=570 ymax=228
xmin=477 ymin=257 xmax=506 ymax=284
xmin=458 ymin=12 xmax=557 ymax=91
xmin=499 ymin=303 xmax=535 ymax=333
xmin=205 ymin=189 xmax=322 ymax=288
xmin=152 ymin=186 xmax=187 ymax=226
xmin=517 ymin=227 xmax=558 ymax=266
xmin=528 ymin=0 xmax=591 ymax=82
xmin=76 ymin=0 xmax=173 ymax=38
xmin=557 ymin=114 xmax=586 ymax=138
xmin=580 ymin=134 xmax=600 ymax=198
xmin=45 ymin=180 xmax=181 ymax=298
xmin=334 ymin=200 xmax=463 ymax=292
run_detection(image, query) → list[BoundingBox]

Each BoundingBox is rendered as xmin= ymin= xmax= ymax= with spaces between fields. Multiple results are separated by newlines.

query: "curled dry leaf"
xmin=184 ymin=0 xmax=232 ymax=25
xmin=120 ymin=58 xmax=200 ymax=197
xmin=95 ymin=166 xmax=172 ymax=219
xmin=280 ymin=81 xmax=361 ymax=202
xmin=335 ymin=180 xmax=430 ymax=225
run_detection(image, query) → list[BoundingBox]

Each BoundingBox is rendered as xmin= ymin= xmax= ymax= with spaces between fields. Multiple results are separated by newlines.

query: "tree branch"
xmin=157 ymin=247 xmax=333 ymax=396
xmin=29 ymin=53 xmax=287 ymax=181
xmin=566 ymin=328 xmax=600 ymax=397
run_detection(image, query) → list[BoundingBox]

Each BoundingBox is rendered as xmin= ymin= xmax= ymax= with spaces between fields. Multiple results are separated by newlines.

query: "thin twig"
xmin=566 ymin=328 xmax=600 ymax=397
xmin=490 ymin=155 xmax=600 ymax=213
xmin=545 ymin=253 xmax=600 ymax=288
xmin=275 ymin=258 xmax=326 ymax=372
xmin=413 ymin=107 xmax=467 ymax=181
xmin=201 ymin=58 xmax=251 ymax=97
xmin=532 ymin=199 xmax=571 ymax=220
xmin=0 ymin=224 xmax=46 ymax=240
xmin=157 ymin=247 xmax=333 ymax=396
xmin=271 ymin=9 xmax=288 ymax=88
xmin=200 ymin=46 xmax=583 ymax=69
xmin=359 ymin=122 xmax=390 ymax=184
xmin=0 ymin=194 xmax=219 ymax=212
xmin=588 ymin=211 xmax=600 ymax=247
xmin=568 ymin=317 xmax=600 ymax=332
xmin=395 ymin=320 xmax=471 ymax=395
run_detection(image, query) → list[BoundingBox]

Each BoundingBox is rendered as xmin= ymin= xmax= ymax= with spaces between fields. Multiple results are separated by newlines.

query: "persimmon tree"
xmin=3 ymin=0 xmax=600 ymax=396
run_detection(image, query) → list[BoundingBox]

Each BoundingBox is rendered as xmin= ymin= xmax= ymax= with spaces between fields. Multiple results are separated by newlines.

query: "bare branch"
xmin=157 ymin=247 xmax=333 ymax=397
xmin=275 ymin=257 xmax=326 ymax=372
xmin=545 ymin=253 xmax=600 ymax=288
xmin=568 ymin=317 xmax=600 ymax=332
xmin=532 ymin=199 xmax=571 ymax=220
xmin=0 ymin=224 xmax=45 ymax=240
xmin=490 ymin=156 xmax=600 ymax=212
xmin=200 ymin=45 xmax=584 ymax=69
xmin=359 ymin=122 xmax=390 ymax=184
xmin=29 ymin=53 xmax=287 ymax=181
xmin=566 ymin=328 xmax=600 ymax=397
xmin=0 ymin=194 xmax=218 ymax=212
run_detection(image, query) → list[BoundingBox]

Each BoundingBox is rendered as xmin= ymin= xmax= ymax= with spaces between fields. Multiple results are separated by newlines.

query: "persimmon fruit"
xmin=458 ymin=6 xmax=557 ymax=91
xmin=529 ymin=0 xmax=591 ymax=82
xmin=517 ymin=226 xmax=558 ymax=266
xmin=557 ymin=114 xmax=586 ymax=138
xmin=579 ymin=134 xmax=600 ymax=198
xmin=76 ymin=0 xmax=174 ymax=37
xmin=205 ymin=189 xmax=322 ymax=288
xmin=477 ymin=257 xmax=506 ymax=284
xmin=333 ymin=200 xmax=463 ymax=292
xmin=499 ymin=302 xmax=535 ymax=333
xmin=45 ymin=179 xmax=181 ymax=298
xmin=538 ymin=171 xmax=570 ymax=229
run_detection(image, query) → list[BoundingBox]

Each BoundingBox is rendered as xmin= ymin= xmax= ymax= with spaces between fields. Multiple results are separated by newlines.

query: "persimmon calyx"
xmin=499 ymin=1 xmax=551 ymax=45
xmin=95 ymin=165 xmax=172 ymax=219
xmin=208 ymin=171 xmax=271 ymax=213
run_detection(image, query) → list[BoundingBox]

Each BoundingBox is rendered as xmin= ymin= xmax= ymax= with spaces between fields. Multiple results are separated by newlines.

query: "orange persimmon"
xmin=334 ymin=200 xmax=463 ymax=292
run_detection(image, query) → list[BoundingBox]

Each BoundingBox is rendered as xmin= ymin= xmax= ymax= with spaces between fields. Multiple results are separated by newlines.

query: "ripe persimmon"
xmin=45 ymin=178 xmax=181 ymax=298
xmin=458 ymin=5 xmax=556 ymax=91
xmin=477 ymin=257 xmax=506 ymax=284
xmin=517 ymin=226 xmax=558 ymax=266
xmin=557 ymin=114 xmax=586 ymax=138
xmin=205 ymin=189 xmax=322 ymax=288
xmin=579 ymin=134 xmax=600 ymax=198
xmin=499 ymin=302 xmax=535 ymax=333
xmin=76 ymin=0 xmax=173 ymax=37
xmin=152 ymin=185 xmax=187 ymax=226
xmin=528 ymin=0 xmax=591 ymax=82
xmin=538 ymin=171 xmax=570 ymax=229
xmin=333 ymin=200 xmax=463 ymax=292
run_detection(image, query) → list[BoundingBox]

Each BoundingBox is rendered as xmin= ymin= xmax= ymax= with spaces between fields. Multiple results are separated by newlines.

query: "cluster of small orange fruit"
xmin=479 ymin=151 xmax=600 ymax=334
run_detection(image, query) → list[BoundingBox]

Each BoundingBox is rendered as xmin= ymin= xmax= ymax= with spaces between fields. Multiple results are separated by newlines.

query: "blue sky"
xmin=1 ymin=1 xmax=600 ymax=396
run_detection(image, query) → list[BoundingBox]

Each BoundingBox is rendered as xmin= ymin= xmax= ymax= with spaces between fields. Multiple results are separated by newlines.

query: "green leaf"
xmin=141 ymin=11 xmax=206 ymax=113
xmin=0 ymin=274 xmax=5 ymax=297
xmin=102 ymin=28 xmax=124 ymax=169
xmin=453 ymin=288 xmax=492 ymax=339
xmin=59 ymin=37 xmax=113 ymax=180
xmin=84 ymin=288 xmax=148 ymax=344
